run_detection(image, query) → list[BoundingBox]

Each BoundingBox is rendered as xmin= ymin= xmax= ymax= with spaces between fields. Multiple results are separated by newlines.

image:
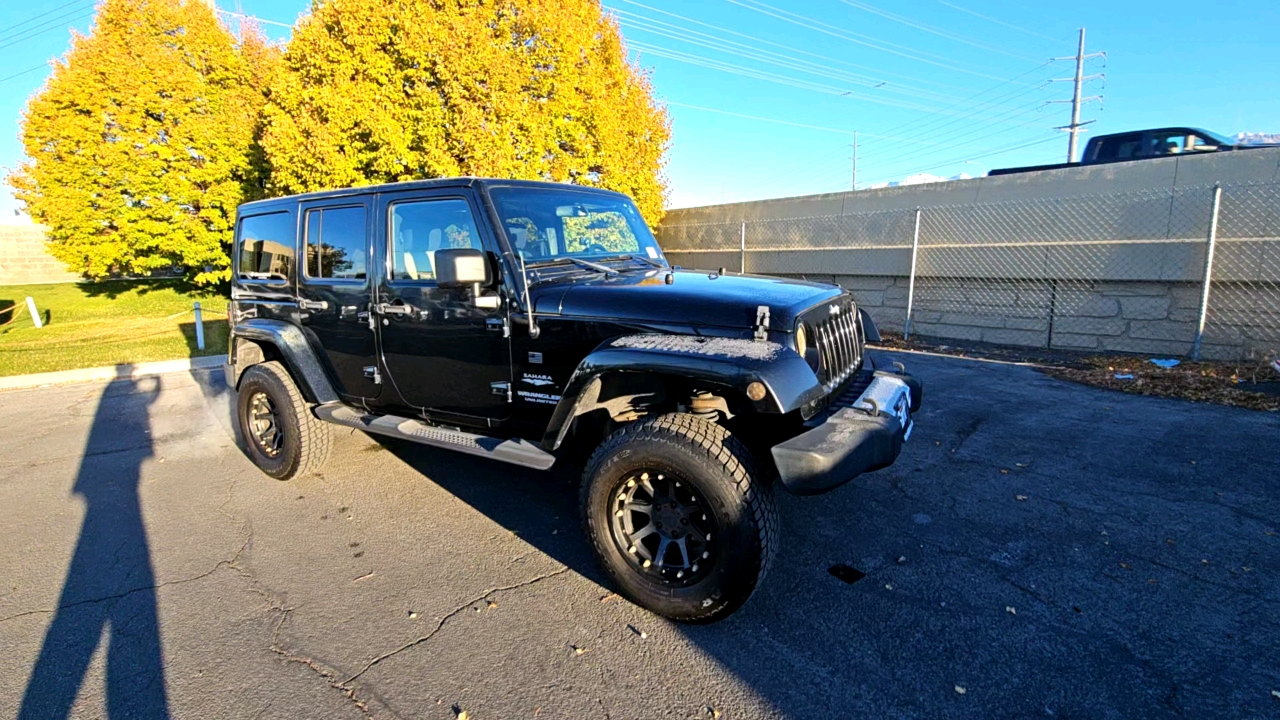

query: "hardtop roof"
xmin=236 ymin=177 xmax=630 ymax=214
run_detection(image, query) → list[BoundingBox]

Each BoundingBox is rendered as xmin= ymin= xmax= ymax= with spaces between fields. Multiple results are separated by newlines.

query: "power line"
xmin=0 ymin=64 xmax=48 ymax=85
xmin=630 ymin=41 xmax=944 ymax=113
xmin=858 ymin=104 xmax=1056 ymax=168
xmin=835 ymin=0 xmax=1040 ymax=62
xmin=724 ymin=0 xmax=1025 ymax=82
xmin=868 ymin=134 xmax=1061 ymax=184
xmin=936 ymin=1 xmax=1059 ymax=43
xmin=852 ymin=71 xmax=1056 ymax=158
xmin=621 ymin=15 xmax=965 ymax=106
xmin=214 ymin=9 xmax=294 ymax=29
xmin=0 ymin=11 xmax=93 ymax=51
xmin=0 ymin=2 xmax=94 ymax=45
xmin=0 ymin=0 xmax=92 ymax=38
xmin=609 ymin=0 xmax=974 ymax=96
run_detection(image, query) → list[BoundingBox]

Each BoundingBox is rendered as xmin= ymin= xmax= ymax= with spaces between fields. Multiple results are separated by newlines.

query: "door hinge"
xmin=363 ymin=365 xmax=382 ymax=384
xmin=298 ymin=299 xmax=329 ymax=311
xmin=486 ymin=317 xmax=510 ymax=337
xmin=490 ymin=381 xmax=512 ymax=402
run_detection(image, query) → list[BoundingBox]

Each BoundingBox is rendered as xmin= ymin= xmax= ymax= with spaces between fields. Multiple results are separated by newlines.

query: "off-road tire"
xmin=236 ymin=361 xmax=331 ymax=480
xmin=581 ymin=413 xmax=778 ymax=623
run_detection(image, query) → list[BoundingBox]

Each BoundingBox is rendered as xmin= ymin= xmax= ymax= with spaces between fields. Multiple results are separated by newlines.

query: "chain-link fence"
xmin=657 ymin=181 xmax=1280 ymax=362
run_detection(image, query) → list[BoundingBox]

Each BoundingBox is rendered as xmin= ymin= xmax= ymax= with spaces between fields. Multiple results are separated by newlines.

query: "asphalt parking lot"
xmin=1 ymin=350 xmax=1277 ymax=720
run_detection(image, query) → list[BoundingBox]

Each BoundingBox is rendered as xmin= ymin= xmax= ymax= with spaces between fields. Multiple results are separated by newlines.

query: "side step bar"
xmin=313 ymin=404 xmax=556 ymax=471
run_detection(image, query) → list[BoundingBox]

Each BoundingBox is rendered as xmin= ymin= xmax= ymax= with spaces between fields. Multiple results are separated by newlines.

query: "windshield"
xmin=487 ymin=186 xmax=666 ymax=266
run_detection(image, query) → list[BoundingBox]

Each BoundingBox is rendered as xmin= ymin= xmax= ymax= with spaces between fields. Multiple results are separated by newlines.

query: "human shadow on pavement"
xmin=18 ymin=377 xmax=170 ymax=720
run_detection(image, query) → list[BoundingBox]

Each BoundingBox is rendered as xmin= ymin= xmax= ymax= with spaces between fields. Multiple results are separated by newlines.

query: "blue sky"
xmin=1 ymin=0 xmax=1278 ymax=216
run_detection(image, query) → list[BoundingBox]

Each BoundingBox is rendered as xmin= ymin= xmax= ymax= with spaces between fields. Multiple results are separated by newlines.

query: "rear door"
xmin=374 ymin=188 xmax=512 ymax=423
xmin=296 ymin=197 xmax=381 ymax=402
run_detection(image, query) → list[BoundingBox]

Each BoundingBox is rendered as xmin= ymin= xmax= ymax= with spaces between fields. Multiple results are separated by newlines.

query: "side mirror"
xmin=435 ymin=248 xmax=492 ymax=289
xmin=435 ymin=248 xmax=500 ymax=309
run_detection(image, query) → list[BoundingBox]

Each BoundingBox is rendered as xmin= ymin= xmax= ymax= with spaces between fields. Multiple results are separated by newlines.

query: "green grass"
xmin=0 ymin=280 xmax=229 ymax=376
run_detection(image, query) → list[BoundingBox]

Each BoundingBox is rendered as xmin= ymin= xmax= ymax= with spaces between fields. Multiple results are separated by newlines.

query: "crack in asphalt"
xmin=0 ymin=533 xmax=253 ymax=626
xmin=343 ymin=566 xmax=572 ymax=685
xmin=266 ymin=609 xmax=377 ymax=719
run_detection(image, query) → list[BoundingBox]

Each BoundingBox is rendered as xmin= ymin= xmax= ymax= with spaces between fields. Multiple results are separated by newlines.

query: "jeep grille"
xmin=803 ymin=297 xmax=862 ymax=389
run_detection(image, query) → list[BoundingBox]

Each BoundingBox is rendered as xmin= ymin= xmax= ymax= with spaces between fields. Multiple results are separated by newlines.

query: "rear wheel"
xmin=581 ymin=413 xmax=777 ymax=623
xmin=236 ymin=361 xmax=331 ymax=480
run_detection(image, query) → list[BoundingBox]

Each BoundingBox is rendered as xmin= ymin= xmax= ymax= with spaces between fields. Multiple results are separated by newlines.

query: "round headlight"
xmin=795 ymin=323 xmax=808 ymax=358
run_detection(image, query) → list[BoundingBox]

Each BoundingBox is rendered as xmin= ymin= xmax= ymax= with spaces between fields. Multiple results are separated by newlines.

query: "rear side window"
xmin=304 ymin=206 xmax=367 ymax=281
xmin=237 ymin=212 xmax=295 ymax=281
xmin=1091 ymin=133 xmax=1145 ymax=161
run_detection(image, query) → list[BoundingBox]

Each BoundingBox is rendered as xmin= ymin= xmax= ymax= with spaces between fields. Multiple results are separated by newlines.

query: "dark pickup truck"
xmin=225 ymin=178 xmax=921 ymax=622
xmin=990 ymin=127 xmax=1276 ymax=176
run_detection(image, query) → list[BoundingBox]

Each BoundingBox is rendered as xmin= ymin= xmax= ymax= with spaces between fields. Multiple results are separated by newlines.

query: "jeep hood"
xmin=531 ymin=268 xmax=843 ymax=330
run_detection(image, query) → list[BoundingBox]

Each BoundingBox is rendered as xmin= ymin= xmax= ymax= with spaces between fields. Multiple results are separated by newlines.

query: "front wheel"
xmin=581 ymin=413 xmax=778 ymax=623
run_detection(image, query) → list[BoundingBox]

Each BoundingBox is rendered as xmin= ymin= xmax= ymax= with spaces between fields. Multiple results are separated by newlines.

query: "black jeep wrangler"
xmin=226 ymin=178 xmax=920 ymax=622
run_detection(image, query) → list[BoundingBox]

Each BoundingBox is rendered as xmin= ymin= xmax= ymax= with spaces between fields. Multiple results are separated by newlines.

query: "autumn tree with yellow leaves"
xmin=8 ymin=0 xmax=277 ymax=284
xmin=262 ymin=0 xmax=670 ymax=224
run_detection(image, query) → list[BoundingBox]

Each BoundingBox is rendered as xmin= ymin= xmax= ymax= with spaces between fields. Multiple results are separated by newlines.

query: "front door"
xmin=375 ymin=190 xmax=512 ymax=422
xmin=297 ymin=198 xmax=381 ymax=402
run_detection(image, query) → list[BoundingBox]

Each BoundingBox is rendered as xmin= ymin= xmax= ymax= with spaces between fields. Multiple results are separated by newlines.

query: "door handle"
xmin=298 ymin=299 xmax=329 ymax=311
xmin=375 ymin=303 xmax=413 ymax=316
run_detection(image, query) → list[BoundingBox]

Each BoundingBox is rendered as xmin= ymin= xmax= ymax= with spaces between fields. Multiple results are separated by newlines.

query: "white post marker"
xmin=1192 ymin=183 xmax=1223 ymax=360
xmin=25 ymin=296 xmax=42 ymax=329
xmin=903 ymin=207 xmax=922 ymax=340
xmin=194 ymin=301 xmax=205 ymax=351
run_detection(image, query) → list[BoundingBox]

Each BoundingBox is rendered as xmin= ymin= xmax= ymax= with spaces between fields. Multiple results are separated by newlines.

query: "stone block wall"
xmin=0 ymin=225 xmax=79 ymax=285
xmin=773 ymin=273 xmax=1269 ymax=361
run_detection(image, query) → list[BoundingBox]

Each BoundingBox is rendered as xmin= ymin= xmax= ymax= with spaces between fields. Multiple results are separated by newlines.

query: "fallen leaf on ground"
xmin=954 ymin=685 xmax=967 ymax=695
xmin=600 ymin=592 xmax=621 ymax=602
xmin=1005 ymin=606 xmax=1017 ymax=615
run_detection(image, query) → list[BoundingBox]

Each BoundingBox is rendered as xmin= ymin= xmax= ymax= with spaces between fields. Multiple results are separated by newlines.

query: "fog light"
xmin=746 ymin=381 xmax=766 ymax=401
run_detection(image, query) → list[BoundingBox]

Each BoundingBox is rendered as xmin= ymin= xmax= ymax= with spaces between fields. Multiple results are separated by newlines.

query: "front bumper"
xmin=771 ymin=364 xmax=922 ymax=495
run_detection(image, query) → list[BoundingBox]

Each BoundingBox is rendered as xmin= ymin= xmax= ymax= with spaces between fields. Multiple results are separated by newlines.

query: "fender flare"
xmin=540 ymin=334 xmax=825 ymax=451
xmin=858 ymin=307 xmax=881 ymax=343
xmin=228 ymin=318 xmax=339 ymax=405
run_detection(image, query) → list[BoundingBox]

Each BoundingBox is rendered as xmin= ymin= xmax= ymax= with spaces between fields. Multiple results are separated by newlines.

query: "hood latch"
xmin=754 ymin=305 xmax=771 ymax=341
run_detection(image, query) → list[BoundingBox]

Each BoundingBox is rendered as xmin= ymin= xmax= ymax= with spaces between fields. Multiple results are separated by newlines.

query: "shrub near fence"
xmin=657 ymin=181 xmax=1280 ymax=362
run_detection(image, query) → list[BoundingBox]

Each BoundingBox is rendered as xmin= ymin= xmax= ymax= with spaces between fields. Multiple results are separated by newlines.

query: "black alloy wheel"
xmin=610 ymin=470 xmax=716 ymax=587
xmin=235 ymin=361 xmax=331 ymax=481
xmin=248 ymin=391 xmax=284 ymax=458
xmin=581 ymin=413 xmax=778 ymax=623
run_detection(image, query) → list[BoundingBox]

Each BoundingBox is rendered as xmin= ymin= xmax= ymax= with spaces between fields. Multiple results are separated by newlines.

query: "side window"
xmin=389 ymin=198 xmax=482 ymax=282
xmin=1093 ymin=133 xmax=1144 ymax=161
xmin=1187 ymin=134 xmax=1220 ymax=152
xmin=561 ymin=211 xmax=641 ymax=253
xmin=304 ymin=206 xmax=367 ymax=281
xmin=1151 ymin=132 xmax=1189 ymax=155
xmin=237 ymin=212 xmax=295 ymax=281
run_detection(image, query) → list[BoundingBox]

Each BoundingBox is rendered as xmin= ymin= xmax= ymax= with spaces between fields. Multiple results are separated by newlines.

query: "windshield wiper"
xmin=624 ymin=253 xmax=666 ymax=270
xmin=529 ymin=256 xmax=618 ymax=276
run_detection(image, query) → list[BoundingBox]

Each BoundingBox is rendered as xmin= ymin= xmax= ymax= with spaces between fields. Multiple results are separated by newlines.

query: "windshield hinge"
xmin=754 ymin=305 xmax=771 ymax=341
xmin=363 ymin=365 xmax=382 ymax=384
